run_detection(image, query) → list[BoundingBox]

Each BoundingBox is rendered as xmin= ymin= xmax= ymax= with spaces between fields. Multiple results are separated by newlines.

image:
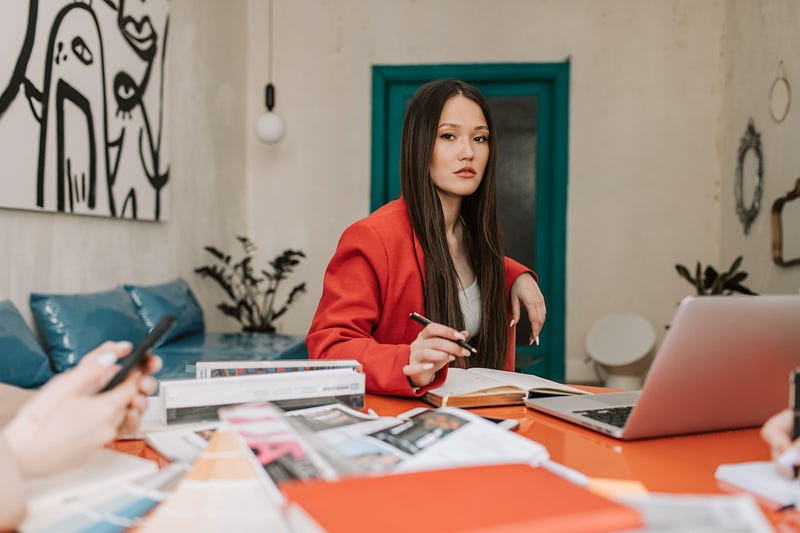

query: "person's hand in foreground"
xmin=3 ymin=341 xmax=161 ymax=477
xmin=509 ymin=273 xmax=546 ymax=345
xmin=761 ymin=408 xmax=800 ymax=478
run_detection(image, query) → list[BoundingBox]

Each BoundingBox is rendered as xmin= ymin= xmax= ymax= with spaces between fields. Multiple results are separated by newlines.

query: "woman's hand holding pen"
xmin=761 ymin=408 xmax=800 ymax=478
xmin=509 ymin=273 xmax=547 ymax=346
xmin=403 ymin=320 xmax=473 ymax=389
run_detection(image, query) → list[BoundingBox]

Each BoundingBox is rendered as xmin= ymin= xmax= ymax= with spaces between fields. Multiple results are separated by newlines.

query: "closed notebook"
xmin=280 ymin=463 xmax=642 ymax=533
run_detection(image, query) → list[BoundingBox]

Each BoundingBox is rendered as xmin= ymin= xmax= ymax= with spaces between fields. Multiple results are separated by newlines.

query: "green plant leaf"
xmin=203 ymin=246 xmax=230 ymax=264
xmin=709 ymin=275 xmax=724 ymax=295
xmin=728 ymin=283 xmax=758 ymax=295
xmin=694 ymin=262 xmax=704 ymax=294
xmin=675 ymin=264 xmax=693 ymax=284
xmin=726 ymin=271 xmax=747 ymax=285
xmin=726 ymin=255 xmax=743 ymax=276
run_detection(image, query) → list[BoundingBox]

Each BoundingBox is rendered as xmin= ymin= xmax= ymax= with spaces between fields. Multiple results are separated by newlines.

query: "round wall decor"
xmin=769 ymin=61 xmax=791 ymax=123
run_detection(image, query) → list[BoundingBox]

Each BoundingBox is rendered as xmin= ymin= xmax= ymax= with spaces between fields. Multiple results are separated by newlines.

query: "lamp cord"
xmin=267 ymin=0 xmax=273 ymax=83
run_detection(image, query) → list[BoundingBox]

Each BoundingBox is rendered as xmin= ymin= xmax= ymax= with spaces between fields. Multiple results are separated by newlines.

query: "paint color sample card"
xmin=139 ymin=429 xmax=297 ymax=532
xmin=23 ymin=448 xmax=159 ymax=512
xmin=19 ymin=463 xmax=187 ymax=533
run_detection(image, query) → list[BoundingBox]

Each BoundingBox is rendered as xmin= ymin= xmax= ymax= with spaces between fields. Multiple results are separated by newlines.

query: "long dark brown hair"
xmin=400 ymin=79 xmax=507 ymax=370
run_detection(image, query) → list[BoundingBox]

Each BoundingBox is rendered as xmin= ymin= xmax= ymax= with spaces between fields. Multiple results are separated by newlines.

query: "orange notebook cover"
xmin=281 ymin=463 xmax=642 ymax=533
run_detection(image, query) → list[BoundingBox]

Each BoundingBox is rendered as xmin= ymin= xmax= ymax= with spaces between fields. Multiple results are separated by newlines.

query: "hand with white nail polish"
xmin=509 ymin=273 xmax=547 ymax=346
xmin=2 ymin=341 xmax=160 ymax=480
xmin=403 ymin=321 xmax=472 ymax=390
xmin=761 ymin=408 xmax=800 ymax=478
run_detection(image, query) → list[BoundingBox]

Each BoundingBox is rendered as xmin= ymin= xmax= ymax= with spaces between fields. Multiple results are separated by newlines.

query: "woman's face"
xmin=429 ymin=95 xmax=489 ymax=201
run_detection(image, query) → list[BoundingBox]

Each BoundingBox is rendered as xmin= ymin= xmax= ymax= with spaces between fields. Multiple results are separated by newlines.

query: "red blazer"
xmin=307 ymin=199 xmax=535 ymax=397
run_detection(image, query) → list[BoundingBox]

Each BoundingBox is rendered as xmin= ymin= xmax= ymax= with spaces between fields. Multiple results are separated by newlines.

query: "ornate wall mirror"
xmin=735 ymin=119 xmax=764 ymax=235
xmin=771 ymin=178 xmax=800 ymax=267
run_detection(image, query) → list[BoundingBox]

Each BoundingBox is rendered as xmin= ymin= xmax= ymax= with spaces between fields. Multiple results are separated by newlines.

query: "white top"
xmin=458 ymin=278 xmax=481 ymax=339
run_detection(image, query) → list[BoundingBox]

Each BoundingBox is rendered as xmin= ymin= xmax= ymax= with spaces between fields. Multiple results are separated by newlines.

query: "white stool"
xmin=585 ymin=314 xmax=655 ymax=390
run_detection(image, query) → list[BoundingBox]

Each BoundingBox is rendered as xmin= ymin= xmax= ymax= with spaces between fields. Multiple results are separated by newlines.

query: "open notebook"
xmin=424 ymin=367 xmax=588 ymax=408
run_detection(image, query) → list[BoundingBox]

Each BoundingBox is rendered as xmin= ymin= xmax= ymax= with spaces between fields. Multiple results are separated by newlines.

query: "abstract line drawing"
xmin=0 ymin=0 xmax=170 ymax=221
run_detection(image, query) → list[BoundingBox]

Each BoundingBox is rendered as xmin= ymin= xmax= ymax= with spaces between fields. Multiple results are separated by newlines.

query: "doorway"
xmin=371 ymin=63 xmax=569 ymax=380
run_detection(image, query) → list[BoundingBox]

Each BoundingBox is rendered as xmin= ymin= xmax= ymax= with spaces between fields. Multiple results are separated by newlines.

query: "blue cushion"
xmin=30 ymin=288 xmax=149 ymax=372
xmin=0 ymin=300 xmax=54 ymax=387
xmin=123 ymin=279 xmax=205 ymax=345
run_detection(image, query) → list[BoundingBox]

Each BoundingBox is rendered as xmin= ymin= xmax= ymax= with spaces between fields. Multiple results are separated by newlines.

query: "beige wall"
xmin=5 ymin=1 xmax=799 ymax=382
xmin=246 ymin=0 xmax=730 ymax=381
xmin=720 ymin=1 xmax=800 ymax=296
xmin=0 ymin=0 xmax=248 ymax=332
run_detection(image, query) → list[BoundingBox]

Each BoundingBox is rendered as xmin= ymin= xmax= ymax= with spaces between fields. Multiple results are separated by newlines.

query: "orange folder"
xmin=281 ymin=463 xmax=642 ymax=533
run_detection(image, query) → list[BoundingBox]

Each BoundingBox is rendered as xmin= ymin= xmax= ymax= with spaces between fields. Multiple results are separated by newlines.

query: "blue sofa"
xmin=0 ymin=279 xmax=307 ymax=387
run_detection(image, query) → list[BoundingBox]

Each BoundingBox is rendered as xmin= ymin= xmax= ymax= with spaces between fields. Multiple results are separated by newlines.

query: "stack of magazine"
xmin=155 ymin=359 xmax=365 ymax=425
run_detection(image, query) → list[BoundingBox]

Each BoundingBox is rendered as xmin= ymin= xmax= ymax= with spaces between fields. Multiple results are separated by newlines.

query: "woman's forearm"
xmin=0 ymin=432 xmax=28 ymax=531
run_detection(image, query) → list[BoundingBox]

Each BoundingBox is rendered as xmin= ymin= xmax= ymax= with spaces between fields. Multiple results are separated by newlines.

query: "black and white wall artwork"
xmin=0 ymin=0 xmax=170 ymax=221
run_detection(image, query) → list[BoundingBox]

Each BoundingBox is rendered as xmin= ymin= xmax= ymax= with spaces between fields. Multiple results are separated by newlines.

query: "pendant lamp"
xmin=255 ymin=0 xmax=285 ymax=143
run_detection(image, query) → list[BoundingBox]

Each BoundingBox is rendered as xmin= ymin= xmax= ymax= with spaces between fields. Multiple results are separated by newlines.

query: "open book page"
xmin=715 ymin=461 xmax=800 ymax=509
xmin=390 ymin=407 xmax=549 ymax=472
xmin=281 ymin=403 xmax=410 ymax=476
xmin=467 ymin=367 xmax=590 ymax=396
xmin=429 ymin=367 xmax=520 ymax=396
xmin=617 ymin=493 xmax=773 ymax=532
xmin=300 ymin=404 xmax=549 ymax=475
xmin=284 ymin=403 xmax=400 ymax=439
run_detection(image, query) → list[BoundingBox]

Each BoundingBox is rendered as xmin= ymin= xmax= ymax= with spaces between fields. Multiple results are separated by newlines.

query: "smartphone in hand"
xmin=99 ymin=315 xmax=176 ymax=392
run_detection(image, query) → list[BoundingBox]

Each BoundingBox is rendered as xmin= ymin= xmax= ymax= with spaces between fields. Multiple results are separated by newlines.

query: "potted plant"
xmin=674 ymin=255 xmax=757 ymax=296
xmin=194 ymin=236 xmax=306 ymax=333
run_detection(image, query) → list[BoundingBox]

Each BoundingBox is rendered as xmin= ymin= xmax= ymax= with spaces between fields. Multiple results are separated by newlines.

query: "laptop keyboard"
xmin=573 ymin=406 xmax=633 ymax=428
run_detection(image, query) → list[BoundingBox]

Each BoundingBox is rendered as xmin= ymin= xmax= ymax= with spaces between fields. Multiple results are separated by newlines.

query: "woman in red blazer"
xmin=307 ymin=80 xmax=546 ymax=396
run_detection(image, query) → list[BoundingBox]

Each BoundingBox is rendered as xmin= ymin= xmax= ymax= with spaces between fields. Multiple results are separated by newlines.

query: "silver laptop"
xmin=525 ymin=295 xmax=800 ymax=440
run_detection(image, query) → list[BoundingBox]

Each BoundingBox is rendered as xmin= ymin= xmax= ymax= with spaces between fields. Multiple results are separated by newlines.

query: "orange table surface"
xmin=112 ymin=390 xmax=800 ymax=530
xmin=365 ymin=391 xmax=800 ymax=531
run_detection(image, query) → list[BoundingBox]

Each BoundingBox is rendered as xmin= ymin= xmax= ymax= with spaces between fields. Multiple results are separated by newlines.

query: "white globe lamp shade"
xmin=255 ymin=111 xmax=285 ymax=144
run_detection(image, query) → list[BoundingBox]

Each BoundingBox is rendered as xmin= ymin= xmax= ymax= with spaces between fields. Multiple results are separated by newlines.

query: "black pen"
xmin=792 ymin=368 xmax=800 ymax=479
xmin=409 ymin=312 xmax=477 ymax=354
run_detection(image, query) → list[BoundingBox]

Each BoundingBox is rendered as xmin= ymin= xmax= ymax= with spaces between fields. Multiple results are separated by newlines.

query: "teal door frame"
xmin=370 ymin=63 xmax=569 ymax=381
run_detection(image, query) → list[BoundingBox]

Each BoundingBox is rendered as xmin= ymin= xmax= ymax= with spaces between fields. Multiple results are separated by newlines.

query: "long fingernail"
xmin=97 ymin=352 xmax=118 ymax=367
xmin=151 ymin=355 xmax=163 ymax=372
xmin=140 ymin=376 xmax=158 ymax=394
xmin=422 ymin=363 xmax=434 ymax=370
xmin=778 ymin=448 xmax=800 ymax=470
xmin=115 ymin=341 xmax=133 ymax=351
xmin=449 ymin=355 xmax=456 ymax=362
xmin=454 ymin=332 xmax=466 ymax=341
xmin=509 ymin=319 xmax=516 ymax=328
xmin=535 ymin=335 xmax=540 ymax=346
